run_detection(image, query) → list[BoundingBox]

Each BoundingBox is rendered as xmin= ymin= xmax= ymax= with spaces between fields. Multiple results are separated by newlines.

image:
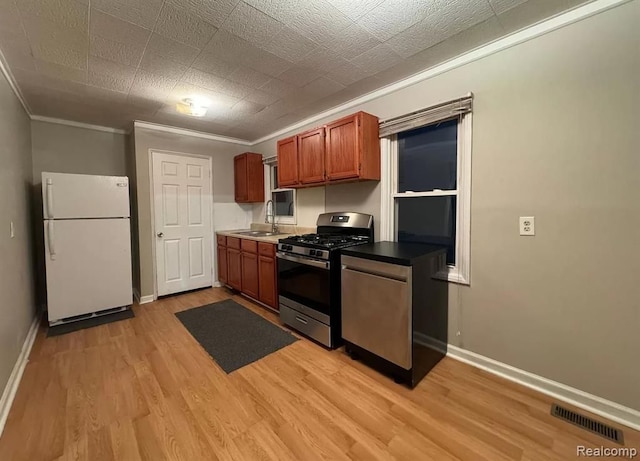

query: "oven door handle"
xmin=277 ymin=252 xmax=330 ymax=270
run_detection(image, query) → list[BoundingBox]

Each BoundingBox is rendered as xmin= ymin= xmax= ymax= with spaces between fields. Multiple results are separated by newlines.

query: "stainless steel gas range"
xmin=276 ymin=212 xmax=374 ymax=348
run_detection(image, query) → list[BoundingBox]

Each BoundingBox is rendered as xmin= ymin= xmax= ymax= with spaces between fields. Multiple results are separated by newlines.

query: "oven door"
xmin=277 ymin=252 xmax=331 ymax=320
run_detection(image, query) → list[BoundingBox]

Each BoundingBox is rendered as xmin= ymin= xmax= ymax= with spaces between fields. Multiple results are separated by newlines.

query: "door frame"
xmin=149 ymin=149 xmax=214 ymax=300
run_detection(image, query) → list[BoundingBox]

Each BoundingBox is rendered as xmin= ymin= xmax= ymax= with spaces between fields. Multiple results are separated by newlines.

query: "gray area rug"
xmin=175 ymin=299 xmax=298 ymax=373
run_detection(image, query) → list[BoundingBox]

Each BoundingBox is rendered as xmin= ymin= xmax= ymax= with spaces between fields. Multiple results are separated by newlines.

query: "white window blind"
xmin=379 ymin=94 xmax=473 ymax=138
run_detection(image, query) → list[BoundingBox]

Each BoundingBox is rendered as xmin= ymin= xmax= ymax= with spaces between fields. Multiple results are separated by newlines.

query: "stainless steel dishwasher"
xmin=341 ymin=242 xmax=448 ymax=387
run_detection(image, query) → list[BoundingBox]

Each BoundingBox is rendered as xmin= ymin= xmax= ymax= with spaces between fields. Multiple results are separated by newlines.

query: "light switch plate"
xmin=519 ymin=216 xmax=535 ymax=236
xmin=10 ymin=221 xmax=15 ymax=238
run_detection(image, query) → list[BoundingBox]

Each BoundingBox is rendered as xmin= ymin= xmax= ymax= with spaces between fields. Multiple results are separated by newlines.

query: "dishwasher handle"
xmin=341 ymin=255 xmax=411 ymax=282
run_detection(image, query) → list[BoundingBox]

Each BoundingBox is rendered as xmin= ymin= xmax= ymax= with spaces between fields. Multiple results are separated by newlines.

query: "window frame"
xmin=265 ymin=163 xmax=296 ymax=225
xmin=380 ymin=113 xmax=472 ymax=285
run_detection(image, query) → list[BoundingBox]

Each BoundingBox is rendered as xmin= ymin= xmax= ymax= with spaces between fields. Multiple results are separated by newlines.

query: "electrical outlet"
xmin=519 ymin=216 xmax=535 ymax=236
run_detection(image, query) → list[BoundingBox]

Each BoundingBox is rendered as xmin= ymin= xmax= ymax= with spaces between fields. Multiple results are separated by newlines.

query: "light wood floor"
xmin=0 ymin=287 xmax=637 ymax=461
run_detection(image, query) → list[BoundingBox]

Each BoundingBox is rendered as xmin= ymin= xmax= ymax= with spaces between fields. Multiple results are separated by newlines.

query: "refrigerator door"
xmin=44 ymin=218 xmax=133 ymax=323
xmin=42 ymin=172 xmax=130 ymax=219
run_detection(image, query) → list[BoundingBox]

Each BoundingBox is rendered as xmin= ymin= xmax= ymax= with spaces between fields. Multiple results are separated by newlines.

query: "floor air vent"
xmin=551 ymin=403 xmax=624 ymax=444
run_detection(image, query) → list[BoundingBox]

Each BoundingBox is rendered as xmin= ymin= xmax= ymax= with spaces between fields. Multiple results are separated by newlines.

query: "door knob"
xmin=157 ymin=232 xmax=164 ymax=238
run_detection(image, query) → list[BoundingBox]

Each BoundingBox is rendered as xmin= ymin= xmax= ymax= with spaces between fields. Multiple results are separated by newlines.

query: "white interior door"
xmin=152 ymin=152 xmax=213 ymax=296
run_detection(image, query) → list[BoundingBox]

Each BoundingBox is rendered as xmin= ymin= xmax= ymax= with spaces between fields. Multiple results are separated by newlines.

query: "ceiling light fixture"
xmin=176 ymin=97 xmax=209 ymax=117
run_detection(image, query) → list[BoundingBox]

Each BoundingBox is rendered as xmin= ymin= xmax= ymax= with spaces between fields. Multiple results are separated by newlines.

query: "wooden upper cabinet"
xmin=326 ymin=112 xmax=380 ymax=181
xmin=234 ymin=152 xmax=264 ymax=203
xmin=277 ymin=136 xmax=299 ymax=187
xmin=298 ymin=127 xmax=326 ymax=184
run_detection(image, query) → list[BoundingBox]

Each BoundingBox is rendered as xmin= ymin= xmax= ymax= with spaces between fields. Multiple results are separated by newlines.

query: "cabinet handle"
xmin=295 ymin=316 xmax=308 ymax=325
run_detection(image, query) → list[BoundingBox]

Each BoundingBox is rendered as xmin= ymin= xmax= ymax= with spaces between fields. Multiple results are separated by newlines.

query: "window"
xmin=265 ymin=162 xmax=296 ymax=224
xmin=380 ymin=96 xmax=472 ymax=284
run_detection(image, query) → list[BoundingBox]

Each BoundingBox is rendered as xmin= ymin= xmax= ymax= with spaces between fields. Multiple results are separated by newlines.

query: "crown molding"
xmin=0 ymin=49 xmax=31 ymax=116
xmin=134 ymin=120 xmax=252 ymax=146
xmin=31 ymin=115 xmax=128 ymax=134
xmin=249 ymin=0 xmax=629 ymax=146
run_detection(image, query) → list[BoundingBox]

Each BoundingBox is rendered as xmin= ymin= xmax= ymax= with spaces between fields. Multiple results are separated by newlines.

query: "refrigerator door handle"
xmin=48 ymin=221 xmax=57 ymax=260
xmin=46 ymin=178 xmax=54 ymax=218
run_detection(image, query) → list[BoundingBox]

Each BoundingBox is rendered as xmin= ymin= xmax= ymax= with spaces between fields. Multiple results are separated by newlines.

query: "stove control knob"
xmin=285 ymin=245 xmax=292 ymax=251
xmin=309 ymin=250 xmax=317 ymax=256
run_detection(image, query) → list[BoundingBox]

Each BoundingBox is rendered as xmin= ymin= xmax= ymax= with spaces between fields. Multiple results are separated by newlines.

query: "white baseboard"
xmin=213 ymin=281 xmax=223 ymax=288
xmin=0 ymin=314 xmax=40 ymax=437
xmin=446 ymin=344 xmax=640 ymax=431
xmin=138 ymin=294 xmax=154 ymax=304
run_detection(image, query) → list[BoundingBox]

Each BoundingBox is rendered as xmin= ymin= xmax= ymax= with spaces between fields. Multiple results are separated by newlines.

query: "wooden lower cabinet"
xmin=217 ymin=234 xmax=278 ymax=310
xmin=241 ymin=251 xmax=259 ymax=299
xmin=258 ymin=255 xmax=277 ymax=309
xmin=227 ymin=247 xmax=242 ymax=291
xmin=217 ymin=245 xmax=228 ymax=284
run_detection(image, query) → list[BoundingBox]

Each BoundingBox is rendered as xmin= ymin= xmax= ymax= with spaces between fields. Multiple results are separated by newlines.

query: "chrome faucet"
xmin=265 ymin=200 xmax=279 ymax=233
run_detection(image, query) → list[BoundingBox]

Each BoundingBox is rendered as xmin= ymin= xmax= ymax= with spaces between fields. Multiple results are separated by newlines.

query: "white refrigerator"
xmin=42 ymin=172 xmax=133 ymax=326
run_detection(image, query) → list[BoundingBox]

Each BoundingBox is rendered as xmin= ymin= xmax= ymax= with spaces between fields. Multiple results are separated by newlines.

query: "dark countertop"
xmin=341 ymin=241 xmax=446 ymax=266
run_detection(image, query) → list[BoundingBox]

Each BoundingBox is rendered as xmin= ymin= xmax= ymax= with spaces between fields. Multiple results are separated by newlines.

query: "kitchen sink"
xmin=235 ymin=231 xmax=285 ymax=237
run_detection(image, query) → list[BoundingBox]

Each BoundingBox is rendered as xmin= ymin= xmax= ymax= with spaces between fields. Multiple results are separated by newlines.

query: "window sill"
xmin=435 ymin=267 xmax=469 ymax=285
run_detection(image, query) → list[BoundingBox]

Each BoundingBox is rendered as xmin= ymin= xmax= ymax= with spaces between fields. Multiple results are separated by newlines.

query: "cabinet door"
xmin=241 ymin=251 xmax=259 ymax=299
xmin=227 ymin=248 xmax=242 ymax=290
xmin=234 ymin=154 xmax=248 ymax=202
xmin=217 ymin=245 xmax=228 ymax=284
xmin=258 ymin=255 xmax=277 ymax=309
xmin=298 ymin=128 xmax=326 ymax=184
xmin=326 ymin=114 xmax=360 ymax=181
xmin=277 ymin=136 xmax=299 ymax=187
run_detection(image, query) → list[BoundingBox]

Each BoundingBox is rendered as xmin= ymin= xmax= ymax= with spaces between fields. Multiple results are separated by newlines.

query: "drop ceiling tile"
xmin=89 ymin=35 xmax=146 ymax=68
xmin=139 ymin=52 xmax=189 ymax=81
xmin=90 ymin=10 xmax=152 ymax=44
xmin=166 ymin=0 xmax=239 ymax=28
xmin=13 ymin=67 xmax=89 ymax=96
xmin=0 ymin=28 xmax=36 ymax=72
xmin=243 ymin=88 xmax=280 ymax=106
xmin=215 ymin=78 xmax=254 ymax=99
xmin=324 ymin=0 xmax=385 ymax=21
xmin=325 ymin=60 xmax=367 ymax=86
xmin=155 ymin=3 xmax=218 ymax=49
xmin=35 ymin=59 xmax=87 ymax=82
xmin=22 ymin=18 xmax=88 ymax=70
xmin=289 ymin=1 xmax=353 ymax=44
xmin=324 ymin=23 xmax=382 ymax=60
xmin=203 ymin=30 xmax=259 ymax=63
xmin=228 ymin=66 xmax=271 ymax=89
xmin=229 ymin=100 xmax=266 ymax=116
xmin=242 ymin=0 xmax=299 ymax=23
xmin=356 ymin=0 xmax=430 ymax=41
xmin=130 ymin=69 xmax=178 ymax=99
xmin=488 ymin=0 xmax=527 ymax=15
xmin=0 ymin=0 xmax=23 ymax=35
xmin=242 ymin=48 xmax=293 ymax=78
xmin=350 ymin=43 xmax=403 ymax=76
xmin=222 ymin=1 xmax=285 ymax=45
xmin=297 ymin=46 xmax=353 ymax=73
xmin=1 ymin=49 xmax=37 ymax=72
xmin=145 ymin=34 xmax=200 ymax=67
xmin=92 ymin=0 xmax=164 ymax=30
xmin=192 ymin=52 xmax=239 ymax=78
xmin=182 ymin=68 xmax=226 ymax=91
xmin=277 ymin=66 xmax=322 ymax=87
xmin=127 ymin=94 xmax=165 ymax=113
xmin=259 ymin=78 xmax=298 ymax=97
xmin=259 ymin=26 xmax=318 ymax=63
xmin=17 ymin=0 xmax=88 ymax=30
xmin=88 ymin=55 xmax=137 ymax=92
xmin=298 ymin=76 xmax=345 ymax=100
